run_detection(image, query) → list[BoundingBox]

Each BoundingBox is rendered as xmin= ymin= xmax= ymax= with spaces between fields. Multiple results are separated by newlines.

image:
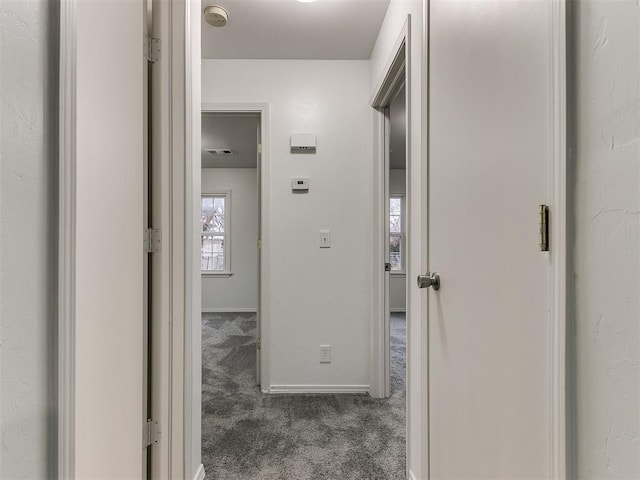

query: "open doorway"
xmin=387 ymin=84 xmax=408 ymax=400
xmin=199 ymin=110 xmax=264 ymax=473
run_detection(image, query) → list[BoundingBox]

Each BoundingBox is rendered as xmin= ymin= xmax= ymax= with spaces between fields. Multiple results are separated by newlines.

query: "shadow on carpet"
xmin=202 ymin=312 xmax=406 ymax=479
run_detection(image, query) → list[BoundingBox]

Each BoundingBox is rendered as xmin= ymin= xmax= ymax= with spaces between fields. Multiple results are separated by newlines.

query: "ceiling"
xmin=202 ymin=113 xmax=260 ymax=168
xmin=201 ymin=0 xmax=391 ymax=60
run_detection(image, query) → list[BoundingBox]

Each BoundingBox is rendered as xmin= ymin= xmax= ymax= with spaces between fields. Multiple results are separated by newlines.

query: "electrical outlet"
xmin=319 ymin=230 xmax=331 ymax=248
xmin=319 ymin=345 xmax=331 ymax=363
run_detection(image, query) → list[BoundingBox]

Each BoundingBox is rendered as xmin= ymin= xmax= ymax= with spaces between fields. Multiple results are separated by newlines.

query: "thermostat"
xmin=290 ymin=134 xmax=317 ymax=153
xmin=291 ymin=178 xmax=309 ymax=192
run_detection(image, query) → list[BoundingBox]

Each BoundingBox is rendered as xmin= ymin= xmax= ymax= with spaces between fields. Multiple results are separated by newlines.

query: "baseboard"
xmin=193 ymin=464 xmax=205 ymax=480
xmin=267 ymin=384 xmax=369 ymax=394
xmin=201 ymin=308 xmax=257 ymax=313
xmin=390 ymin=308 xmax=407 ymax=313
xmin=408 ymin=470 xmax=418 ymax=480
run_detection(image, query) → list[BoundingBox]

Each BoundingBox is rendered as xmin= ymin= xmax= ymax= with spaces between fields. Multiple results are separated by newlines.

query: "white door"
xmin=75 ymin=0 xmax=146 ymax=477
xmin=427 ymin=1 xmax=553 ymax=478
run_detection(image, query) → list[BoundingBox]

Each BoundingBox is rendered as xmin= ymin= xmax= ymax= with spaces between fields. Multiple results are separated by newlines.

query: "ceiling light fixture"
xmin=296 ymin=0 xmax=317 ymax=3
xmin=204 ymin=5 xmax=229 ymax=27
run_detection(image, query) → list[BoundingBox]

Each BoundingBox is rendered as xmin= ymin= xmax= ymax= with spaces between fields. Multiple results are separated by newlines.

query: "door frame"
xmin=369 ymin=17 xmax=409 ymax=401
xmin=422 ymin=0 xmax=568 ymax=478
xmin=58 ymin=1 xmax=76 ymax=476
xmin=548 ymin=1 xmax=568 ymax=476
xmin=199 ymin=103 xmax=271 ymax=390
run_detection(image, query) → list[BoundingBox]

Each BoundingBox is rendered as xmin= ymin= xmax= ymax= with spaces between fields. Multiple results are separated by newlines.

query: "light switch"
xmin=319 ymin=230 xmax=331 ymax=248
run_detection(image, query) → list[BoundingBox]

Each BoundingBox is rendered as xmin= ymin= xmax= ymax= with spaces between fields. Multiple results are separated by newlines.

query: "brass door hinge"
xmin=539 ymin=205 xmax=549 ymax=252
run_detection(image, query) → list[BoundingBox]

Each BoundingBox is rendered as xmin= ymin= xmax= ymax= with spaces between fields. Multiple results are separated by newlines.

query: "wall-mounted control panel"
xmin=291 ymin=134 xmax=317 ymax=153
xmin=291 ymin=177 xmax=309 ymax=192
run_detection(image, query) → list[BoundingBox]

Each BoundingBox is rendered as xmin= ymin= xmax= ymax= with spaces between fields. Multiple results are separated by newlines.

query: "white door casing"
xmin=427 ymin=0 xmax=566 ymax=478
xmin=59 ymin=0 xmax=147 ymax=477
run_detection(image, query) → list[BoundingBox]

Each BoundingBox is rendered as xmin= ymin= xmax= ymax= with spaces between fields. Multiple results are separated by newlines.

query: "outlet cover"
xmin=319 ymin=345 xmax=331 ymax=363
xmin=319 ymin=230 xmax=331 ymax=248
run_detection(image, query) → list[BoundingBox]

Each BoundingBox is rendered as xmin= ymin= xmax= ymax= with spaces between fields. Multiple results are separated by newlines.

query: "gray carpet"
xmin=202 ymin=312 xmax=406 ymax=479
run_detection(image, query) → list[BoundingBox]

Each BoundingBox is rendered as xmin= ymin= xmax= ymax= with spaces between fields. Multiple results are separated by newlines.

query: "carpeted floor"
xmin=202 ymin=312 xmax=406 ymax=479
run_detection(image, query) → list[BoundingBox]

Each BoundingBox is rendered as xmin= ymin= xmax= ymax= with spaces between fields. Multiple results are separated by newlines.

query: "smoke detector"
xmin=204 ymin=5 xmax=229 ymax=27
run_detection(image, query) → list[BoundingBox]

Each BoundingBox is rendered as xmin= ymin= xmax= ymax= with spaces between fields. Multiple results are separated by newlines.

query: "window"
xmin=201 ymin=193 xmax=230 ymax=274
xmin=389 ymin=195 xmax=404 ymax=273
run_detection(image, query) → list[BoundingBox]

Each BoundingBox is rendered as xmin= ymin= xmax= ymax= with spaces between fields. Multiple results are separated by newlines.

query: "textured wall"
xmin=570 ymin=1 xmax=640 ymax=478
xmin=0 ymin=0 xmax=58 ymax=477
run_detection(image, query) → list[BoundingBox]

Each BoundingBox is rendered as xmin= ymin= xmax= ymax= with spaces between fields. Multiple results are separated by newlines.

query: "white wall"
xmin=370 ymin=0 xmax=425 ymax=477
xmin=570 ymin=1 xmax=640 ymax=478
xmin=0 ymin=0 xmax=58 ymax=477
xmin=202 ymin=60 xmax=372 ymax=390
xmin=390 ymin=169 xmax=407 ymax=312
xmin=202 ymin=169 xmax=259 ymax=312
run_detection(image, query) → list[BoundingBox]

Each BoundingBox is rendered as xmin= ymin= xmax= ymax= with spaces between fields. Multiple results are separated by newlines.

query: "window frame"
xmin=389 ymin=193 xmax=405 ymax=275
xmin=201 ymin=191 xmax=232 ymax=276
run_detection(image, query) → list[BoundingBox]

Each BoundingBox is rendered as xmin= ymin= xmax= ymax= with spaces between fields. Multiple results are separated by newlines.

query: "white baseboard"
xmin=193 ymin=464 xmax=205 ymax=480
xmin=201 ymin=308 xmax=257 ymax=313
xmin=390 ymin=308 xmax=407 ymax=313
xmin=408 ymin=470 xmax=418 ymax=480
xmin=267 ymin=384 xmax=369 ymax=394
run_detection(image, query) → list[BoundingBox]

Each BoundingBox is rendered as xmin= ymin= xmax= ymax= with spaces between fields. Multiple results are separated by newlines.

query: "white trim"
xmin=370 ymin=17 xmax=410 ymax=401
xmin=201 ymin=308 xmax=257 ymax=314
xmin=193 ymin=463 xmax=205 ymax=480
xmin=408 ymin=471 xmax=418 ymax=480
xmin=267 ymin=385 xmax=369 ymax=395
xmin=58 ymin=1 xmax=77 ymax=477
xmin=371 ymin=22 xmax=408 ymax=108
xmin=549 ymin=1 xmax=567 ymax=478
xmin=201 ymin=272 xmax=233 ymax=278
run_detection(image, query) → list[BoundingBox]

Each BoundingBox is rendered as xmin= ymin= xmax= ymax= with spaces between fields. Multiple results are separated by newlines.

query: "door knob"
xmin=417 ymin=272 xmax=440 ymax=290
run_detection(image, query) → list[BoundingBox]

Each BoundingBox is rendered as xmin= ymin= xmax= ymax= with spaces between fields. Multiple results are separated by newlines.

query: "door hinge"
xmin=257 ymin=239 xmax=261 ymax=250
xmin=384 ymin=262 xmax=391 ymax=272
xmin=144 ymin=35 xmax=161 ymax=63
xmin=144 ymin=228 xmax=162 ymax=253
xmin=256 ymin=338 xmax=262 ymax=350
xmin=539 ymin=205 xmax=550 ymax=252
xmin=257 ymin=144 xmax=262 ymax=155
xmin=144 ymin=419 xmax=161 ymax=448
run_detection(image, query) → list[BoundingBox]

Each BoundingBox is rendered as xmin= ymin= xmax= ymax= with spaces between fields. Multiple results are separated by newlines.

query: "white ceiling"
xmin=201 ymin=0 xmax=391 ymax=60
xmin=202 ymin=113 xmax=260 ymax=168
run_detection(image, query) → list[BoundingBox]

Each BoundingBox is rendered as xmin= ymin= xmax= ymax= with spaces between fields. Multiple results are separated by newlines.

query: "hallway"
xmin=201 ymin=312 xmax=407 ymax=479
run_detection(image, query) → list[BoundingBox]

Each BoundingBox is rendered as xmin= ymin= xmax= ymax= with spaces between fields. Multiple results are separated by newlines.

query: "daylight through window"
xmin=389 ymin=195 xmax=404 ymax=272
xmin=201 ymin=194 xmax=229 ymax=273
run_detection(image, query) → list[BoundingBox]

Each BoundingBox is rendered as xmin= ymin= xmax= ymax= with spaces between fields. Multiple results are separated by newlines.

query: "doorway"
xmin=199 ymin=107 xmax=266 ymax=474
xmin=386 ymin=84 xmax=408 ymax=400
